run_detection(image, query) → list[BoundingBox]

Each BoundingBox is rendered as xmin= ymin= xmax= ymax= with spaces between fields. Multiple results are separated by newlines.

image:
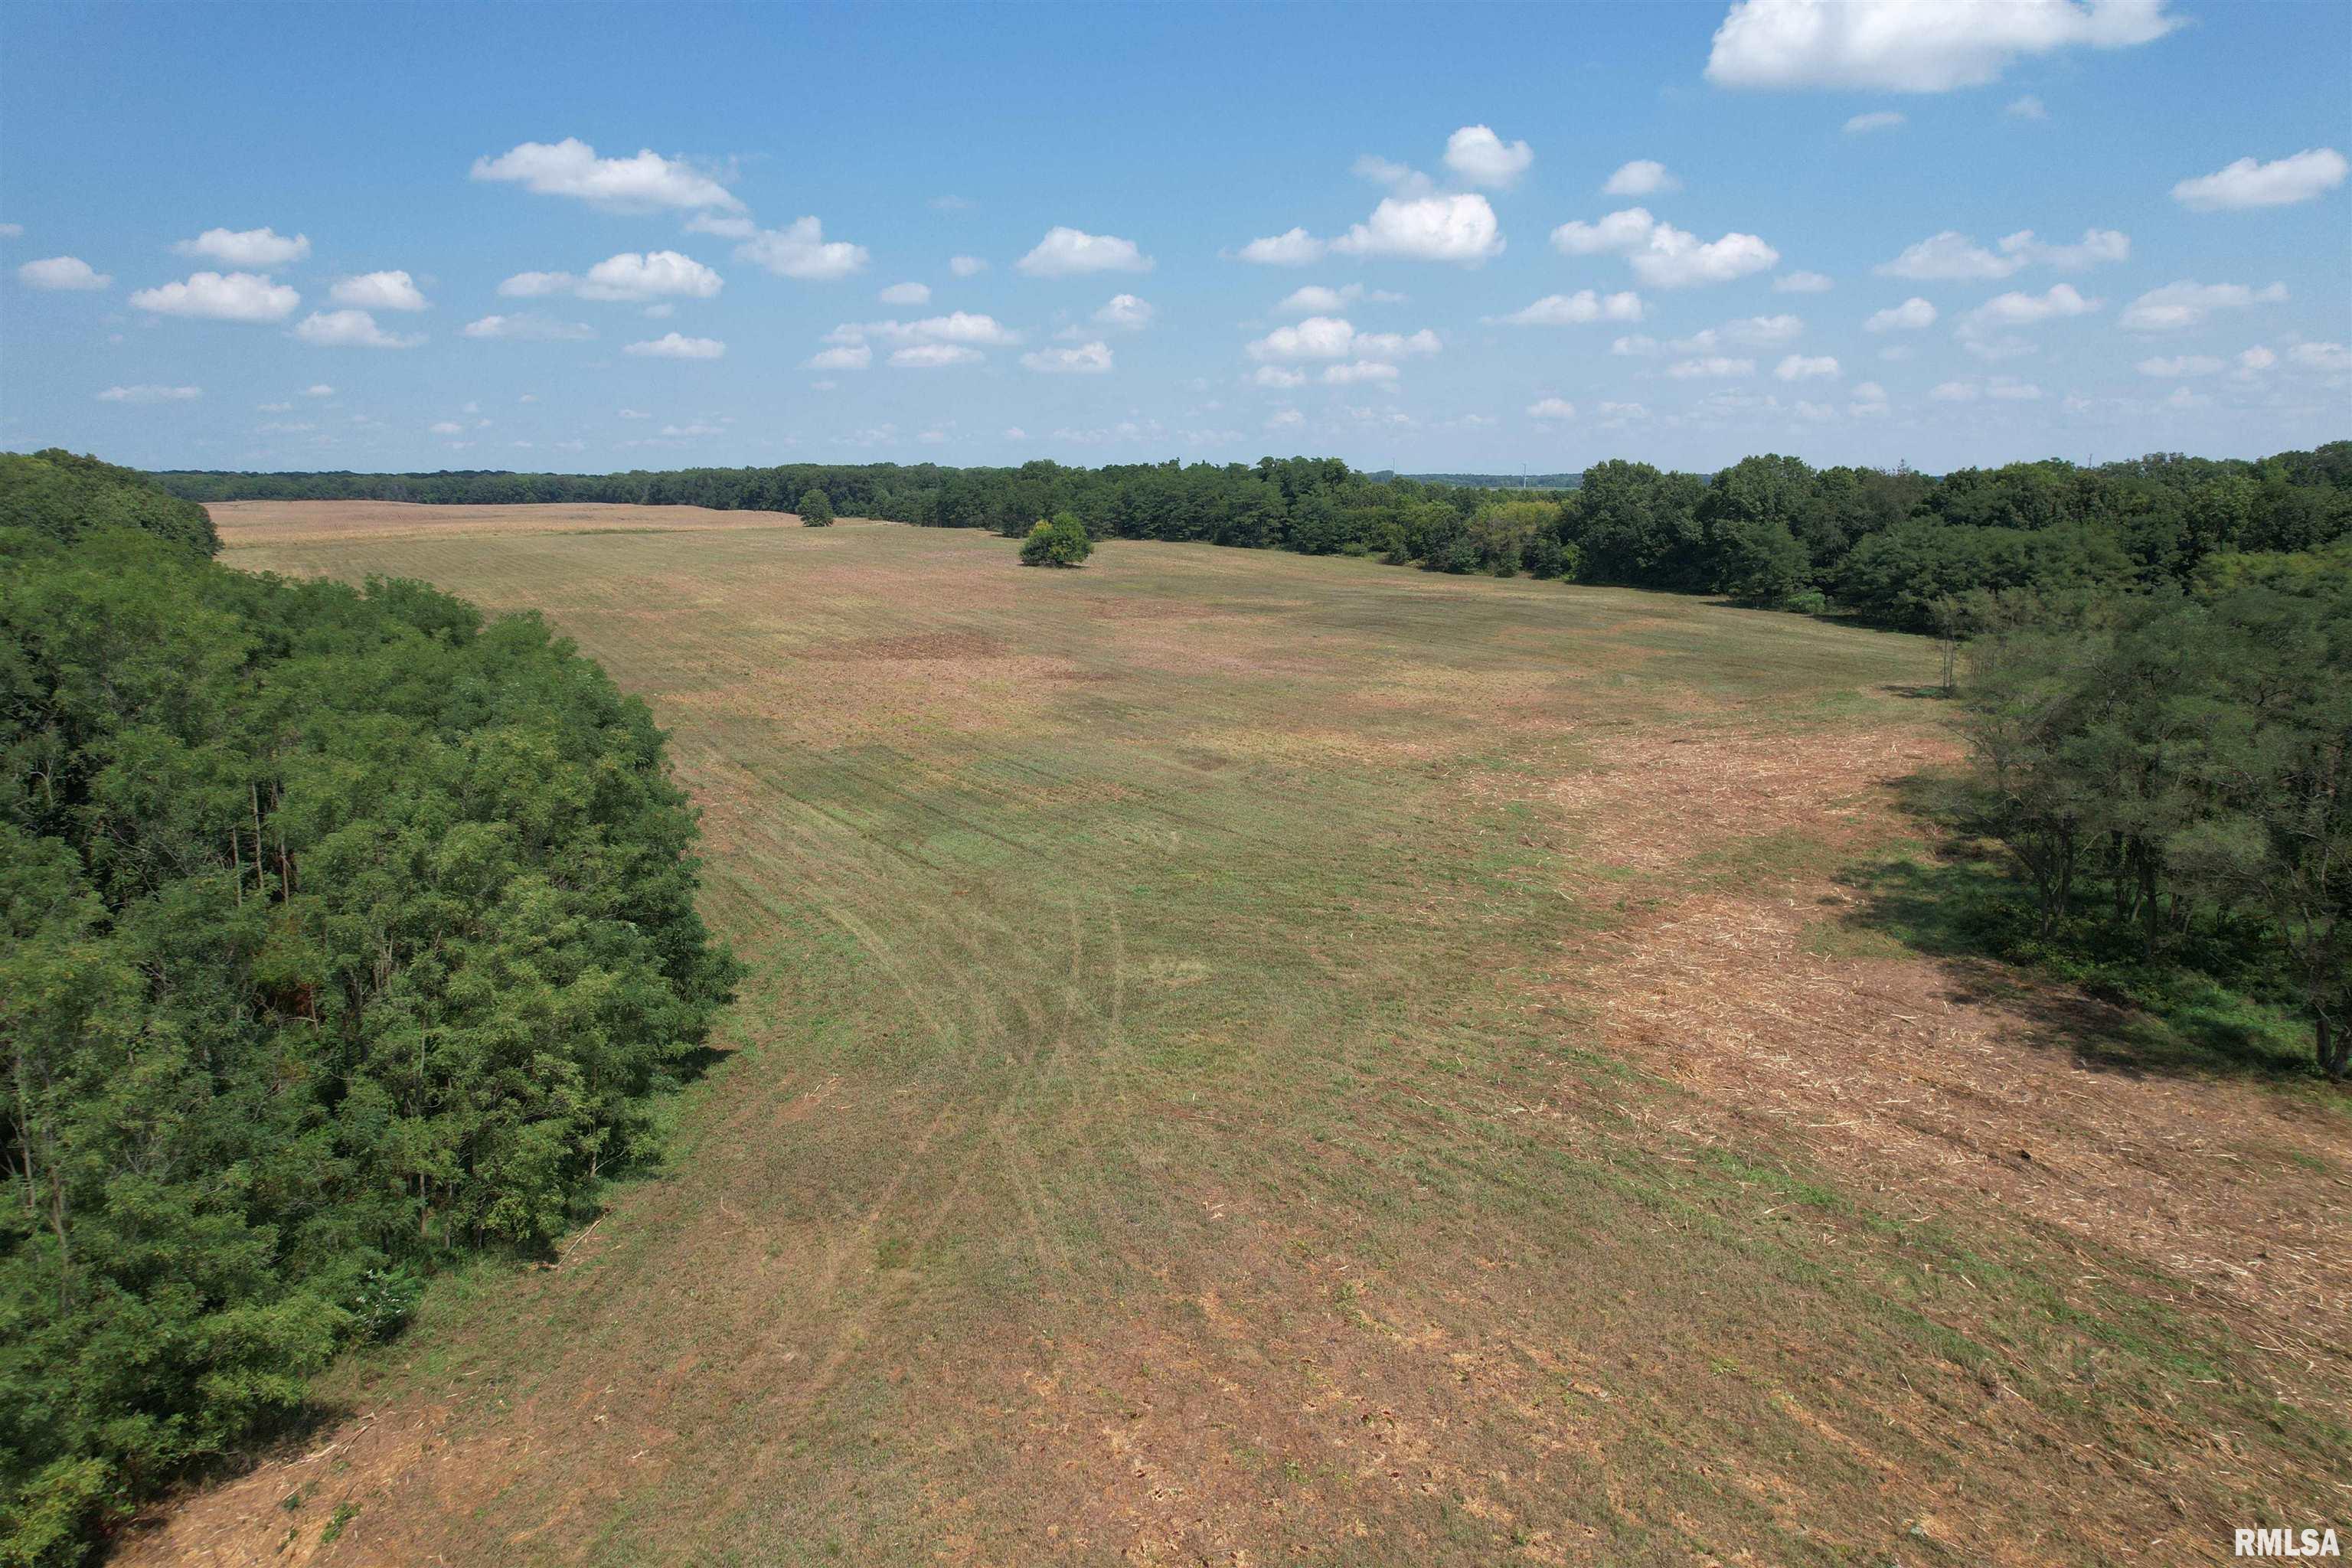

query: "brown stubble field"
xmin=126 ymin=501 xmax=2348 ymax=1566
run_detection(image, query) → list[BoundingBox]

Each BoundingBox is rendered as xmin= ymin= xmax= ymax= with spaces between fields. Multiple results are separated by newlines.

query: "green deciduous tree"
xmin=1019 ymin=512 xmax=1093 ymax=568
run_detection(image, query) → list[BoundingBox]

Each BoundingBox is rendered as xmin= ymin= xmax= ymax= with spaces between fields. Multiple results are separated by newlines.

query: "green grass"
xmin=152 ymin=511 xmax=2349 ymax=1568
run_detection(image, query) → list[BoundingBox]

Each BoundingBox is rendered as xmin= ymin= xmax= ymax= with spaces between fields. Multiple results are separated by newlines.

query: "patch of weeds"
xmin=319 ymin=1502 xmax=358 ymax=1545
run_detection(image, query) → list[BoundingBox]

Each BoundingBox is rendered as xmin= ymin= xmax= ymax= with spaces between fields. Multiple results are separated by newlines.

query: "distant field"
xmin=132 ymin=502 xmax=2347 ymax=1566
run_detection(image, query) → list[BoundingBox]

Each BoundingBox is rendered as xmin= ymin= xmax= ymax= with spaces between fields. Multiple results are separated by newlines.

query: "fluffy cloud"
xmin=890 ymin=343 xmax=984 ymax=368
xmin=1527 ymin=397 xmax=1577 ymax=420
xmin=948 ymin=255 xmax=988 ymax=277
xmin=461 ymin=313 xmax=595 ymax=341
xmin=172 ymin=227 xmax=309 ymax=266
xmin=1331 ymin=193 xmax=1503 ymax=264
xmin=1093 ymin=292 xmax=1154 ymax=330
xmin=1773 ymin=270 xmax=1833 ymax=292
xmin=1491 ymin=290 xmax=1645 ymax=326
xmin=1246 ymin=315 xmax=1360 ymax=361
xmin=730 ymin=217 xmax=868 ymax=281
xmin=293 ymin=309 xmax=420 ymax=348
xmin=1774 ymin=353 xmax=1840 ymax=380
xmin=2289 ymin=341 xmax=2350 ymax=373
xmin=18 ymin=255 xmax=109 ymax=290
xmin=501 ymin=250 xmax=725 ymax=302
xmin=879 ymin=282 xmax=932 ymax=305
xmin=2135 ymin=354 xmax=2221 ymax=377
xmin=96 ymin=384 xmax=200 ymax=403
xmin=1602 ymin=160 xmax=1680 ymax=196
xmin=1323 ymin=361 xmax=1400 ymax=385
xmin=1960 ymin=283 xmax=2102 ymax=335
xmin=469 ymin=138 xmax=741 ymax=212
xmin=1250 ymin=365 xmax=1306 ymax=388
xmin=587 ymin=250 xmax=724 ymax=300
xmin=1704 ymin=0 xmax=2180 ymax=93
xmin=804 ymin=344 xmax=871 ymax=371
xmin=1018 ymin=227 xmax=1153 ymax=277
xmin=304 ymin=384 xmax=334 ymax=397
xmin=1668 ymin=356 xmax=1756 ymax=377
xmin=830 ymin=312 xmax=1019 ymax=348
xmin=1864 ymin=296 xmax=1937 ymax=332
xmin=1843 ymin=111 xmax=1906 ymax=133
xmin=1677 ymin=314 xmax=1803 ymax=349
xmin=1351 ymin=328 xmax=1440 ymax=358
xmin=2118 ymin=279 xmax=2287 ymax=332
xmin=1442 ymin=125 xmax=1534 ymax=188
xmin=1877 ymin=227 xmax=2127 ymax=279
xmin=1244 ymin=316 xmax=1438 ymax=363
xmin=1023 ymin=341 xmax=1116 ymax=373
xmin=129 ymin=270 xmax=300 ymax=321
xmin=1234 ymin=227 xmax=1324 ymax=266
xmin=2171 ymin=148 xmax=2347 ymax=211
xmin=1276 ymin=283 xmax=1403 ymax=314
xmin=329 ymin=270 xmax=427 ymax=311
xmin=1550 ymin=207 xmax=1778 ymax=287
xmin=625 ymin=332 xmax=726 ymax=359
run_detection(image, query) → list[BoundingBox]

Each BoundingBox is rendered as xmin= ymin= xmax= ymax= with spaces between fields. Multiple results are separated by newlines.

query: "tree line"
xmin=1 ymin=450 xmax=738 ymax=1562
xmin=1947 ymin=544 xmax=2350 ymax=1078
xmin=154 ymin=443 xmax=2349 ymax=629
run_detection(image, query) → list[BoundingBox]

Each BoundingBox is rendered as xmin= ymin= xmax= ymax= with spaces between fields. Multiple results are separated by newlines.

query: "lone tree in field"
xmin=1020 ymin=511 xmax=1093 ymax=568
xmin=797 ymin=487 xmax=835 ymax=527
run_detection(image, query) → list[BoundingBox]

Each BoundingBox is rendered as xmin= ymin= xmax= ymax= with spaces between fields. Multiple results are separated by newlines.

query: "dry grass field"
xmin=125 ymin=502 xmax=2347 ymax=1566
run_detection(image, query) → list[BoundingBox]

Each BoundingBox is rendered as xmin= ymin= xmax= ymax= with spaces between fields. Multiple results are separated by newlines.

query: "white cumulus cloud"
xmin=1602 ymin=160 xmax=1681 ymax=196
xmin=890 ymin=343 xmax=985 ymax=368
xmin=462 ymin=313 xmax=595 ymax=341
xmin=1093 ymin=293 xmax=1154 ymax=330
xmin=729 ymin=217 xmax=868 ymax=281
xmin=1234 ymin=227 xmax=1325 ymax=266
xmin=130 ymin=270 xmax=300 ymax=321
xmin=1023 ymin=341 xmax=1116 ymax=373
xmin=1704 ymin=0 xmax=2181 ymax=93
xmin=2118 ymin=279 xmax=2287 ymax=332
xmin=2171 ymin=148 xmax=2347 ymax=211
xmin=294 ymin=309 xmax=421 ymax=348
xmin=949 ymin=255 xmax=988 ymax=277
xmin=1774 ymin=270 xmax=1833 ymax=292
xmin=1864 ymin=297 xmax=1937 ymax=332
xmin=1527 ymin=397 xmax=1578 ymax=420
xmin=172 ymin=227 xmax=309 ymax=266
xmin=469 ymin=138 xmax=741 ymax=212
xmin=18 ymin=255 xmax=110 ymax=290
xmin=1492 ymin=290 xmax=1645 ymax=326
xmin=329 ymin=270 xmax=428 ymax=311
xmin=625 ymin=332 xmax=726 ymax=359
xmin=1331 ymin=193 xmax=1503 ymax=264
xmin=1550 ymin=207 xmax=1777 ymax=287
xmin=1775 ymin=353 xmax=1840 ymax=380
xmin=879 ymin=282 xmax=932 ymax=305
xmin=1443 ymin=125 xmax=1534 ymax=188
xmin=1018 ymin=227 xmax=1153 ymax=277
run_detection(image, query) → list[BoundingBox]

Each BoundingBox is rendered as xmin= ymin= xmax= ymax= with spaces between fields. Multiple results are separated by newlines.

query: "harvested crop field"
xmin=128 ymin=502 xmax=2349 ymax=1566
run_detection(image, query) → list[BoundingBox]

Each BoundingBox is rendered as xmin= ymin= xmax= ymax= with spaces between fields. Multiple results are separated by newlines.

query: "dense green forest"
xmin=0 ymin=451 xmax=737 ymax=1563
xmin=1943 ymin=545 xmax=2350 ymax=1077
xmin=155 ymin=442 xmax=2350 ymax=630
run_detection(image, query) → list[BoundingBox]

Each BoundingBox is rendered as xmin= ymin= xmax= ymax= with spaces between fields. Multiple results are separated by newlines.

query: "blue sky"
xmin=3 ymin=0 xmax=2346 ymax=475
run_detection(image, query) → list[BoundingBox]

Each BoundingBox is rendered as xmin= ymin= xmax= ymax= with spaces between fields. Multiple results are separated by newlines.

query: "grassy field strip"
xmin=124 ymin=509 xmax=2347 ymax=1568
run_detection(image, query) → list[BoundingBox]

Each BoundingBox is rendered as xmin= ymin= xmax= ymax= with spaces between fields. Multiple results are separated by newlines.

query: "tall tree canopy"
xmin=0 ymin=451 xmax=738 ymax=1562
